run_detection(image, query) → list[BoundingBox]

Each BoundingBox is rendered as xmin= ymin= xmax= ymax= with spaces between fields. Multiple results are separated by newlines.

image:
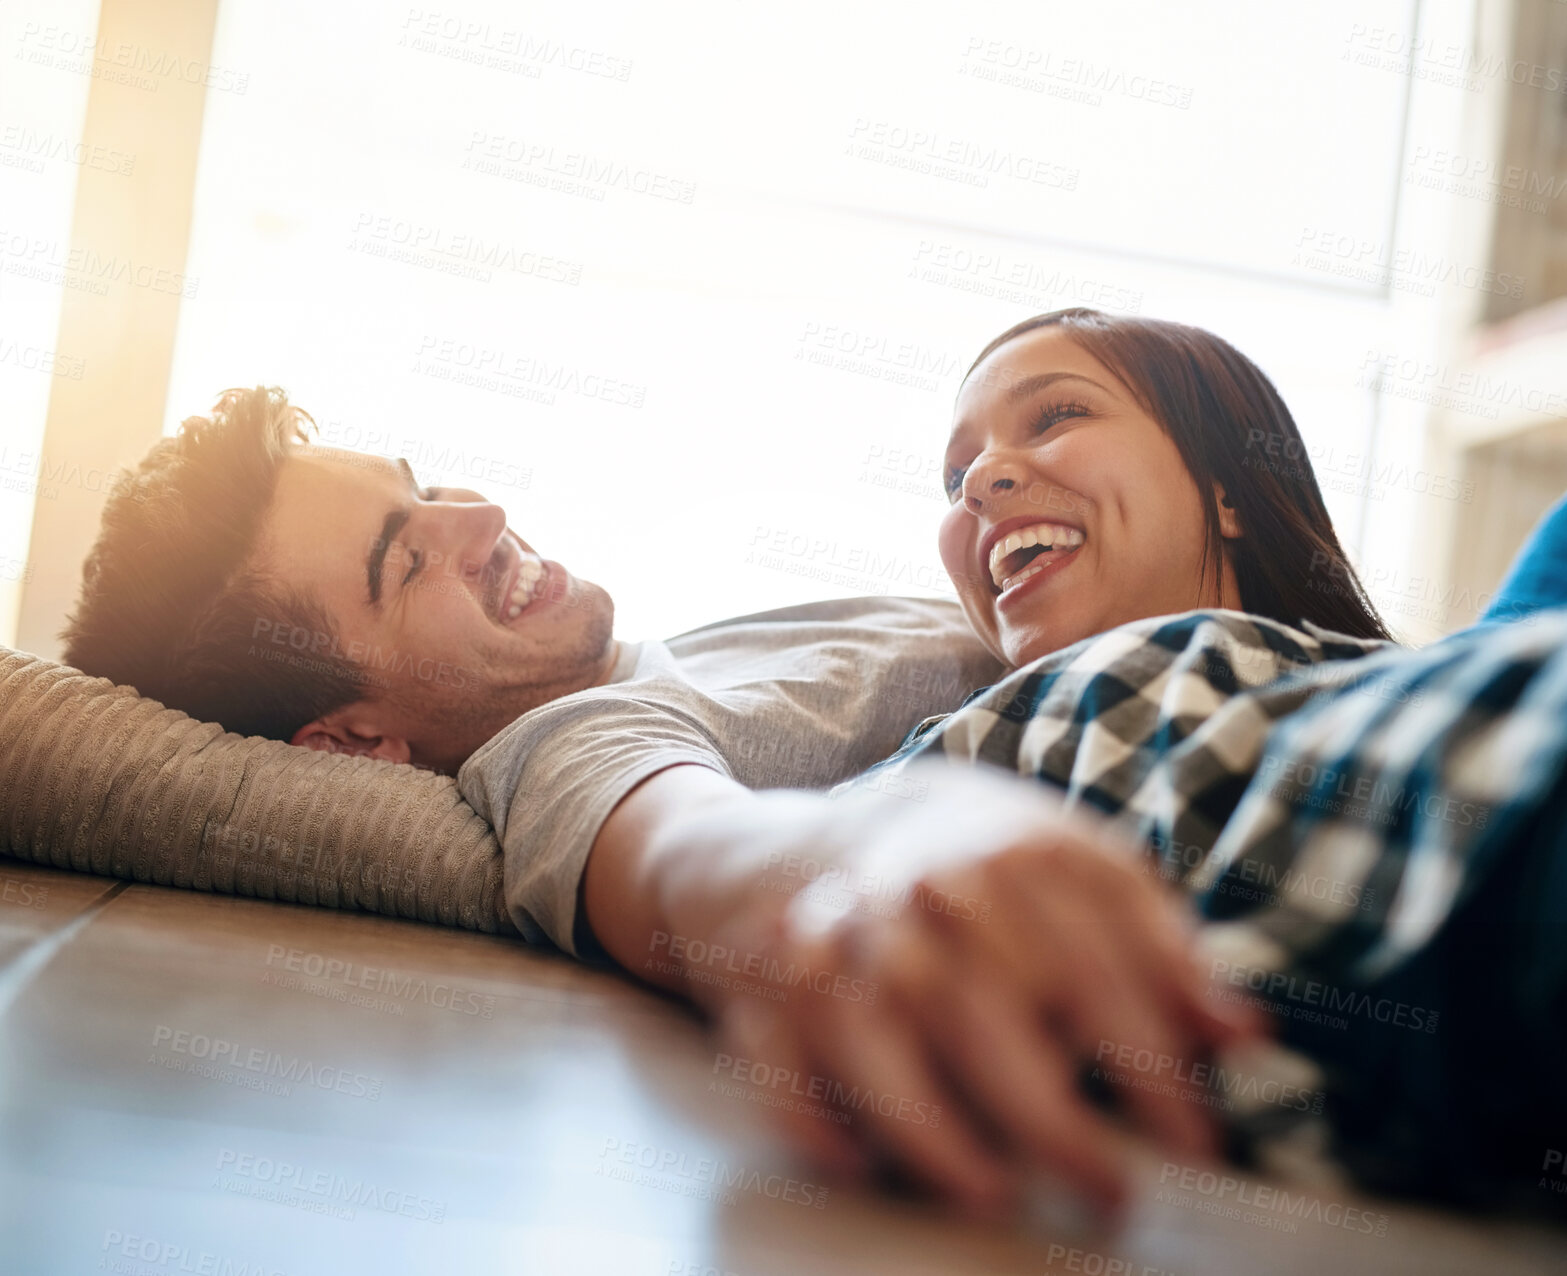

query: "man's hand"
xmin=583 ymin=758 xmax=1258 ymax=1220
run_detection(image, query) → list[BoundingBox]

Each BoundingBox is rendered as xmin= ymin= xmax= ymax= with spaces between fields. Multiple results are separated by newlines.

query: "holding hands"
xmin=636 ymin=761 xmax=1260 ymax=1219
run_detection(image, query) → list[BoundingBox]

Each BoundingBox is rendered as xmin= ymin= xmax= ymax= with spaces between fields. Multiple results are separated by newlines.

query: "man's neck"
xmin=590 ymin=638 xmax=625 ymax=688
xmin=429 ymin=639 xmax=629 ymax=775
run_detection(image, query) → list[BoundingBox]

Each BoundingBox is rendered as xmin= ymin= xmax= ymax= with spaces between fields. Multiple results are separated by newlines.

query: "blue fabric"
xmin=1481 ymin=491 xmax=1567 ymax=622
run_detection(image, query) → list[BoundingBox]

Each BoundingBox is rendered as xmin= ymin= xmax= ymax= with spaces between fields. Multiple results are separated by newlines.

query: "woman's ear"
xmin=1213 ymin=482 xmax=1243 ymax=539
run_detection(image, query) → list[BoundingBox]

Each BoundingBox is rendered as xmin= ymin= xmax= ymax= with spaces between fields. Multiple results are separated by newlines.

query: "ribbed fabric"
xmin=0 ymin=648 xmax=516 ymax=935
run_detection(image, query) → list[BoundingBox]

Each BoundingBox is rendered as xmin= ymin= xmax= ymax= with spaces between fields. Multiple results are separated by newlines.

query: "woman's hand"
xmin=657 ymin=761 xmax=1258 ymax=1220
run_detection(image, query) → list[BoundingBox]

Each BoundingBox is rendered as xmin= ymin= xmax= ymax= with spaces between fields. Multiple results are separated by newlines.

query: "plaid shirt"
xmin=842 ymin=609 xmax=1567 ymax=1213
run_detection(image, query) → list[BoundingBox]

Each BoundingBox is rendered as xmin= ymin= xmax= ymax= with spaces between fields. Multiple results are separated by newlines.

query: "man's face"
xmin=251 ymin=444 xmax=616 ymax=770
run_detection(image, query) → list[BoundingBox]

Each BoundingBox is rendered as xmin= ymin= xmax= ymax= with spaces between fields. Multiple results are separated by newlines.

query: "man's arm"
xmin=580 ymin=759 xmax=1258 ymax=1217
xmin=582 ymin=762 xmax=786 ymax=993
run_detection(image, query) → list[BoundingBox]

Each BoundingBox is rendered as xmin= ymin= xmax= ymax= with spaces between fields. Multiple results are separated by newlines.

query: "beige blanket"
xmin=0 ymin=648 xmax=516 ymax=935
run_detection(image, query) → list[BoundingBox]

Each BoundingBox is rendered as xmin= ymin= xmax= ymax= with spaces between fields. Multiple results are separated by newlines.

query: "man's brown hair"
xmin=62 ymin=387 xmax=369 ymax=739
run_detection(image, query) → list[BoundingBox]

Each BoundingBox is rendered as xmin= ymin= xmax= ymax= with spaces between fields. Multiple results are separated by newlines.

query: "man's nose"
xmin=430 ymin=498 xmax=508 ymax=581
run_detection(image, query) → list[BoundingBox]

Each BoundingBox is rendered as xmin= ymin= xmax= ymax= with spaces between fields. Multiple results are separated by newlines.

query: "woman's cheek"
xmin=936 ymin=506 xmax=971 ymax=590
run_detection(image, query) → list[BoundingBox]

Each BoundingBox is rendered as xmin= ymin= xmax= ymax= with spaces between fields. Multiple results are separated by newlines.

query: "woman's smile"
xmin=984 ymin=520 xmax=1087 ymax=594
xmin=995 ymin=538 xmax=1086 ymax=610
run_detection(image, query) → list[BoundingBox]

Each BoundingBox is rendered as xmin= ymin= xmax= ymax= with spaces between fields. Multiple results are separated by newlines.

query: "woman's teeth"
xmin=1001 ymin=558 xmax=1056 ymax=593
xmin=988 ymin=522 xmax=1084 ymax=591
xmin=504 ymin=556 xmax=546 ymax=620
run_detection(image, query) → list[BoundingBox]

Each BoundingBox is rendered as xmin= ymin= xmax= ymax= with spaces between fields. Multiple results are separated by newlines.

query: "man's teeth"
xmin=504 ymin=556 xmax=546 ymax=620
xmin=988 ymin=522 xmax=1084 ymax=591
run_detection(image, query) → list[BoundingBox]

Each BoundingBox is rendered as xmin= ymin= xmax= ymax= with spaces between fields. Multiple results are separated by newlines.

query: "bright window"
xmin=164 ymin=0 xmax=1480 ymax=641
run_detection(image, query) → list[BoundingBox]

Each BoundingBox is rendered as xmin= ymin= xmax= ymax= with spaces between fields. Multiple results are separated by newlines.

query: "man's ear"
xmin=1213 ymin=482 xmax=1243 ymax=539
xmin=290 ymin=707 xmax=411 ymax=764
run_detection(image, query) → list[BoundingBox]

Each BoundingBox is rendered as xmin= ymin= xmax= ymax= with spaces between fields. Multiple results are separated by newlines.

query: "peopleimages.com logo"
xmin=1208 ymin=961 xmax=1439 ymax=1034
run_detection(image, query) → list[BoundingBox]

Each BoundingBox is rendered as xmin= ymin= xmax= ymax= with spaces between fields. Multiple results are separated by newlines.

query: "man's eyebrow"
xmin=365 ymin=461 xmax=421 ymax=607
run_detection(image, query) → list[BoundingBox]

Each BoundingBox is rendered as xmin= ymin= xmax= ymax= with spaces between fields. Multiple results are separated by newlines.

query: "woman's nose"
xmin=962 ymin=453 xmax=1023 ymax=511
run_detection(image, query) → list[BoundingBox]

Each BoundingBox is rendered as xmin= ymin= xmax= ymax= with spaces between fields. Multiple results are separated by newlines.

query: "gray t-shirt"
xmin=456 ymin=596 xmax=1005 ymax=957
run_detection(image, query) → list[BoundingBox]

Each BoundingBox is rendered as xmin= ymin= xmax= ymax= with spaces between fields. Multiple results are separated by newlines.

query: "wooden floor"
xmin=1 ymin=861 xmax=1561 ymax=1276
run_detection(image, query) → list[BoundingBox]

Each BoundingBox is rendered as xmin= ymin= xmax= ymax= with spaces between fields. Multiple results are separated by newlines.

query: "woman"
xmin=838 ymin=306 xmax=1401 ymax=840
xmin=934 ymin=307 xmax=1386 ymax=671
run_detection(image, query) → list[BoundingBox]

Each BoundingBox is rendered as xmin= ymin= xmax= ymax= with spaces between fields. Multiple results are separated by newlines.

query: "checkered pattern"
xmin=842 ymin=608 xmax=1567 ymax=1212
xmin=840 ymin=609 xmax=1389 ymax=840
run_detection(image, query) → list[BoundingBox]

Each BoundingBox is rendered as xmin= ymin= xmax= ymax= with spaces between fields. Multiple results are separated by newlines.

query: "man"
xmin=62 ymin=388 xmax=1002 ymax=950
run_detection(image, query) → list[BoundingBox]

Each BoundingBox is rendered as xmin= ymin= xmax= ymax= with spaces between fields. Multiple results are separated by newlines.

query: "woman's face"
xmin=938 ymin=326 xmax=1240 ymax=668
